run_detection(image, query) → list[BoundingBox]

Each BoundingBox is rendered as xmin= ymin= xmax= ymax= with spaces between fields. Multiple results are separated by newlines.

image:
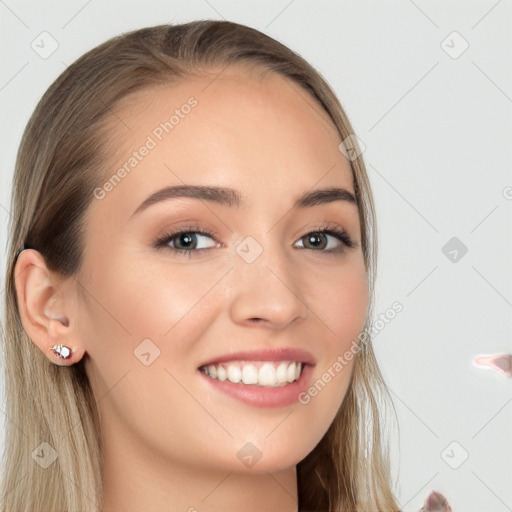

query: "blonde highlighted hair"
xmin=1 ymin=20 xmax=401 ymax=511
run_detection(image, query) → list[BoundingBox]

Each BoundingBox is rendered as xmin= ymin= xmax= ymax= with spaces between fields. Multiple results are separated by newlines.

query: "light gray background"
xmin=1 ymin=1 xmax=511 ymax=510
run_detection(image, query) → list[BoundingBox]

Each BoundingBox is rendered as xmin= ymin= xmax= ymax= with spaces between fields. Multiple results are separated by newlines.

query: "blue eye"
xmin=152 ymin=224 xmax=356 ymax=258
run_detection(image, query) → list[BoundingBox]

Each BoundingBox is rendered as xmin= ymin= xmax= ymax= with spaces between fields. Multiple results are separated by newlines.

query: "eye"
xmin=295 ymin=226 xmax=355 ymax=254
xmin=152 ymin=223 xmax=357 ymax=258
xmin=152 ymin=227 xmax=219 ymax=257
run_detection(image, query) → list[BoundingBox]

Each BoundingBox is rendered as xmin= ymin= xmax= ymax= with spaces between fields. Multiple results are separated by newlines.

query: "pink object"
xmin=424 ymin=490 xmax=451 ymax=511
xmin=474 ymin=354 xmax=512 ymax=377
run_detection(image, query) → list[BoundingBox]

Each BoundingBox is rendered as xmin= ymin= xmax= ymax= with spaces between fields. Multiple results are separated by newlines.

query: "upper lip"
xmin=198 ymin=347 xmax=317 ymax=368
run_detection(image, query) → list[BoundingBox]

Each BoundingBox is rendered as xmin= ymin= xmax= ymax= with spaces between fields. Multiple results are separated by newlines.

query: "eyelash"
xmin=151 ymin=223 xmax=357 ymax=258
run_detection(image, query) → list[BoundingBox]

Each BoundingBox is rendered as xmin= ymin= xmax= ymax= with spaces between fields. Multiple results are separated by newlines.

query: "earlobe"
xmin=13 ymin=249 xmax=84 ymax=366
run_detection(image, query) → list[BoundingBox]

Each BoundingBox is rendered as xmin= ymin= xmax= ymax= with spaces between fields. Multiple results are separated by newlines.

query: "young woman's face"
xmin=76 ymin=66 xmax=369 ymax=474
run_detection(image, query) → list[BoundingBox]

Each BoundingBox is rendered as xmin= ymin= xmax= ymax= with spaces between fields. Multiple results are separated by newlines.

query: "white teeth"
xmin=201 ymin=360 xmax=304 ymax=387
xmin=258 ymin=363 xmax=276 ymax=386
xmin=241 ymin=364 xmax=258 ymax=384
xmin=275 ymin=362 xmax=289 ymax=384
xmin=286 ymin=362 xmax=296 ymax=383
xmin=295 ymin=362 xmax=302 ymax=380
xmin=217 ymin=366 xmax=227 ymax=381
xmin=227 ymin=364 xmax=242 ymax=383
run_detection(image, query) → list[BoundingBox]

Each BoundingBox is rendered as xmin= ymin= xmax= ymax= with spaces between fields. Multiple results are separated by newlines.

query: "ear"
xmin=13 ymin=249 xmax=85 ymax=366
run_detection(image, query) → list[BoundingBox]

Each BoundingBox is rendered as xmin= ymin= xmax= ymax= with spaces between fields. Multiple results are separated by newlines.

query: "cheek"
xmin=308 ymin=260 xmax=369 ymax=350
xmin=290 ymin=260 xmax=368 ymax=431
xmin=79 ymin=256 xmax=228 ymax=457
xmin=82 ymin=251 xmax=227 ymax=344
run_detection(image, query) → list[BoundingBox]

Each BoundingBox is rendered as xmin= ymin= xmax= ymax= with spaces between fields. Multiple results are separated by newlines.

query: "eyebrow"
xmin=130 ymin=185 xmax=357 ymax=218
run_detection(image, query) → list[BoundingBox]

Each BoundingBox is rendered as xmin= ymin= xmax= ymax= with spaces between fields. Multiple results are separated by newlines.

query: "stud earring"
xmin=49 ymin=344 xmax=72 ymax=360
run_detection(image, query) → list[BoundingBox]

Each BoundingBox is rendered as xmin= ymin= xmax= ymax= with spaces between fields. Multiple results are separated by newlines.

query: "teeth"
xmin=241 ymin=364 xmax=258 ymax=384
xmin=258 ymin=363 xmax=276 ymax=386
xmin=201 ymin=361 xmax=303 ymax=387
xmin=217 ymin=366 xmax=227 ymax=381
xmin=227 ymin=365 xmax=242 ymax=383
xmin=287 ymin=362 xmax=296 ymax=383
xmin=276 ymin=361 xmax=288 ymax=383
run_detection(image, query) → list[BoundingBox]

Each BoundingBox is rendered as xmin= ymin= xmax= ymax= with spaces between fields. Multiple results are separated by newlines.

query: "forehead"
xmin=92 ymin=66 xmax=355 ymax=222
xmin=100 ymin=65 xmax=345 ymax=168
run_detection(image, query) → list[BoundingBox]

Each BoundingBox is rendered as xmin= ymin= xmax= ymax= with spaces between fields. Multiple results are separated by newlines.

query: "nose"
xmin=228 ymin=241 xmax=309 ymax=330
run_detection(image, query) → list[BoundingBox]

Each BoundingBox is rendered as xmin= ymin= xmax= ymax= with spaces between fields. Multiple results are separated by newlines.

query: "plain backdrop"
xmin=1 ymin=1 xmax=511 ymax=510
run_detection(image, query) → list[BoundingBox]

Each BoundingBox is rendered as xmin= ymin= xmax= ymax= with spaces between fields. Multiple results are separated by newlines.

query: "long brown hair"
xmin=1 ymin=20 xmax=401 ymax=511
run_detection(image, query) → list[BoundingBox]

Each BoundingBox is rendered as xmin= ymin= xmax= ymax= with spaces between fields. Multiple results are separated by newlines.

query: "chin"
xmin=225 ymin=436 xmax=317 ymax=475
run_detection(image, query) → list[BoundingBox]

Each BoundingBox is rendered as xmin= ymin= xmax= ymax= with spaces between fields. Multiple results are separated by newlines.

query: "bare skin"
xmin=15 ymin=65 xmax=369 ymax=511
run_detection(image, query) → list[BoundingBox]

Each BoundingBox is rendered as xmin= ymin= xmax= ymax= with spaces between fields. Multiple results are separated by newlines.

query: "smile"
xmin=200 ymin=360 xmax=303 ymax=387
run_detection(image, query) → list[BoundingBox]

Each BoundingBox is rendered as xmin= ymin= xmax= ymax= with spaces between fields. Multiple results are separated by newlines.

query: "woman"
xmin=2 ymin=20 xmax=402 ymax=511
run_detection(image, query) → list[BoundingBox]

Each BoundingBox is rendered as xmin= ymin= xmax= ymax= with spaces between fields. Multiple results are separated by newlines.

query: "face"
xmin=75 ymin=66 xmax=369 ymax=475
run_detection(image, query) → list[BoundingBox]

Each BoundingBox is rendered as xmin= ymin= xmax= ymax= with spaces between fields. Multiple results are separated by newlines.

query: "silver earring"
xmin=50 ymin=344 xmax=72 ymax=360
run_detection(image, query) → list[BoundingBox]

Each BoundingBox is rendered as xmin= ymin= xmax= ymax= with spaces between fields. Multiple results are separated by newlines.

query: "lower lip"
xmin=198 ymin=364 xmax=314 ymax=408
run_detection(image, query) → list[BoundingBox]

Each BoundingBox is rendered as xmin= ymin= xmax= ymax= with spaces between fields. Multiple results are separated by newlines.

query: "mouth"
xmin=196 ymin=348 xmax=316 ymax=408
xmin=199 ymin=360 xmax=305 ymax=387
